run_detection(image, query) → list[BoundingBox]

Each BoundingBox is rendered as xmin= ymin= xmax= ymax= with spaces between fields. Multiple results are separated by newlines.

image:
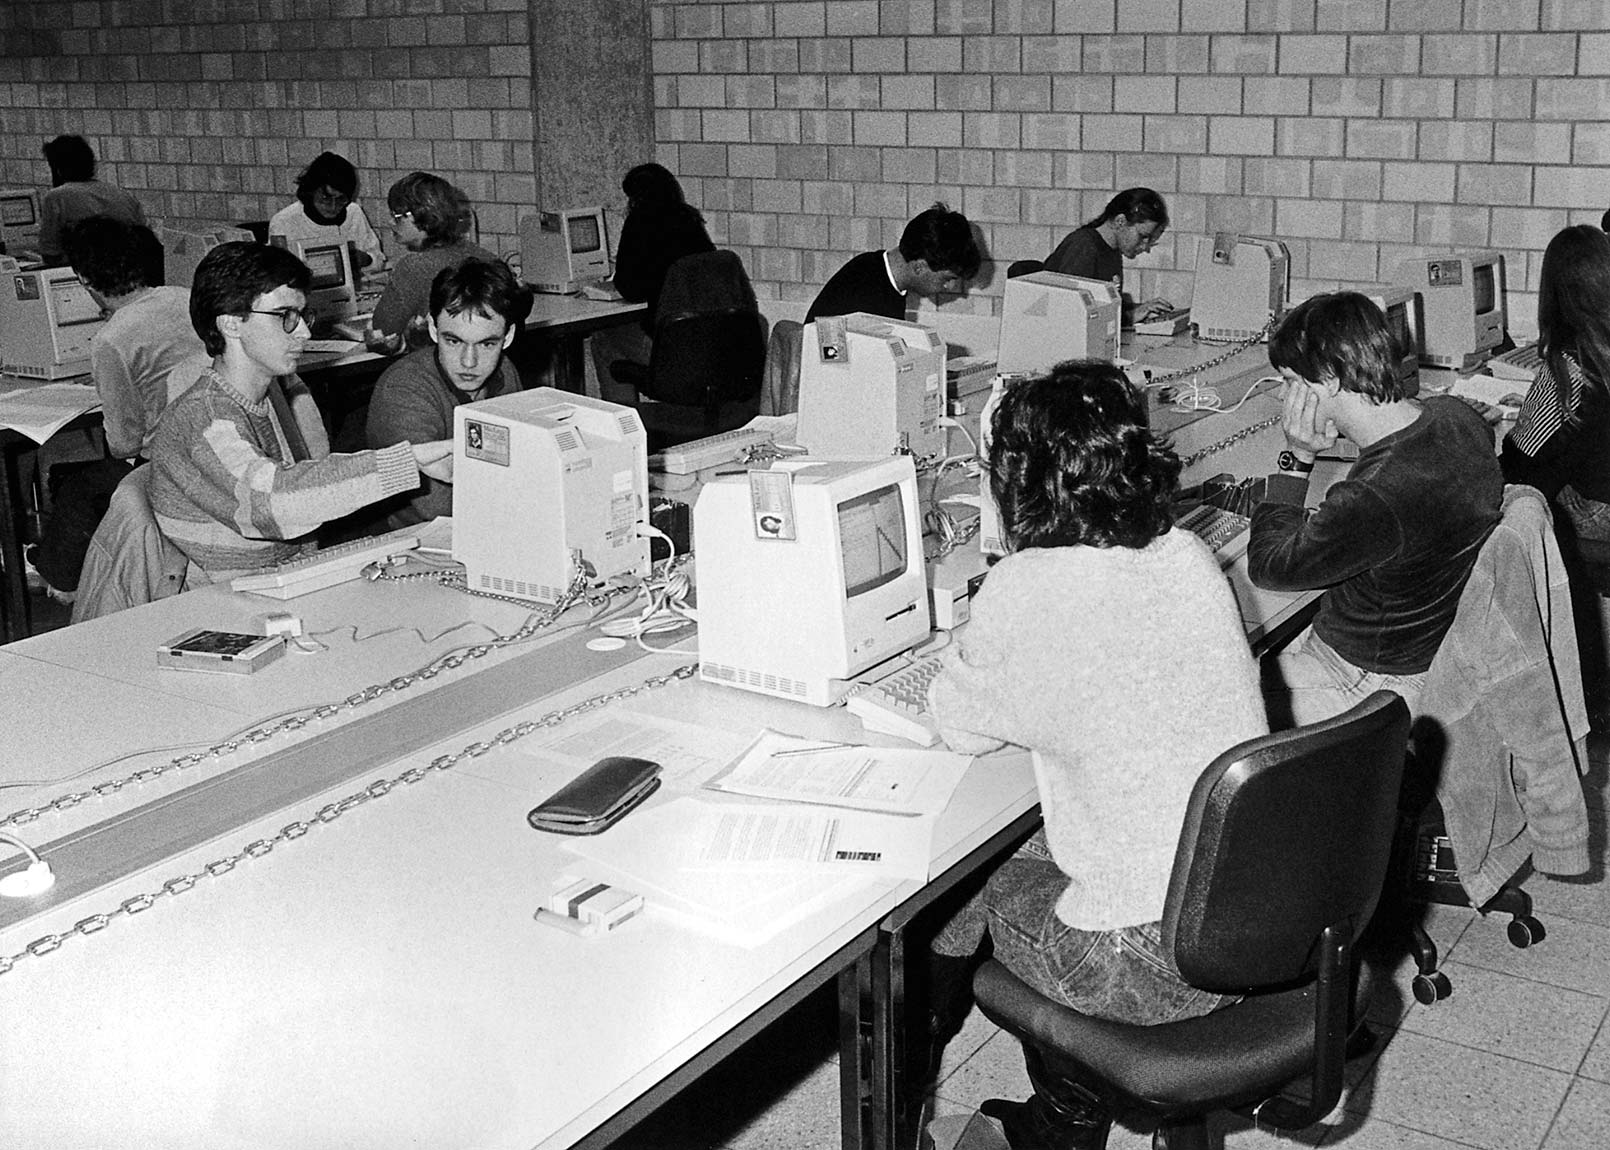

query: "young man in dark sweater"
xmin=1249 ymin=291 xmax=1503 ymax=726
xmin=804 ymin=203 xmax=981 ymax=323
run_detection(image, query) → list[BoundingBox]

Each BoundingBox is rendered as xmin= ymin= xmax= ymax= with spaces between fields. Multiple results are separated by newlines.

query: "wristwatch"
xmin=1277 ymin=450 xmax=1315 ymax=474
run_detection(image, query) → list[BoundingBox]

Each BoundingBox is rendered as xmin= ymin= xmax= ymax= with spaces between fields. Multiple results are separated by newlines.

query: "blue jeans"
xmin=1262 ymin=625 xmax=1426 ymax=729
xmin=933 ymin=831 xmax=1233 ymax=1026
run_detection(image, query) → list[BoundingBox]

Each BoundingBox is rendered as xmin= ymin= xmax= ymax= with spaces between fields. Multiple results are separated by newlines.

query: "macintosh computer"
xmin=695 ymin=455 xmax=931 ymax=707
xmin=1189 ymin=233 xmax=1290 ymax=343
xmin=0 ymin=188 xmax=42 ymax=261
xmin=453 ymin=387 xmax=650 ymax=604
xmin=996 ymin=270 xmax=1121 ymax=374
xmin=291 ymin=238 xmax=361 ymax=328
xmin=795 ymin=313 xmax=947 ymax=461
xmin=1392 ymin=251 xmax=1507 ymax=372
xmin=1361 ymin=284 xmax=1422 ymax=393
xmin=520 ymin=207 xmax=610 ymax=294
xmin=158 ymin=222 xmax=254 ymax=289
xmin=0 ymin=259 xmax=106 ymax=378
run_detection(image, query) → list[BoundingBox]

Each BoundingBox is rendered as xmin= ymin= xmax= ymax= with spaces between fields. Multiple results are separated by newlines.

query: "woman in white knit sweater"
xmin=922 ymin=362 xmax=1268 ymax=1149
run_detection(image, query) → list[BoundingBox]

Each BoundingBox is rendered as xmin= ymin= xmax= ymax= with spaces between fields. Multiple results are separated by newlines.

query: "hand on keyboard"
xmin=845 ymin=653 xmax=945 ymax=746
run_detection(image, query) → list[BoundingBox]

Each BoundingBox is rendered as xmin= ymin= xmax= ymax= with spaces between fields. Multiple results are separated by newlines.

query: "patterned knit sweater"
xmin=927 ymin=528 xmax=1268 ymax=931
xmin=150 ymin=369 xmax=420 ymax=579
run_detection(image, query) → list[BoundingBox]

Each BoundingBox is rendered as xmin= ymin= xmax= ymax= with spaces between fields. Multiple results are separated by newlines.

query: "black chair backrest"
xmin=643 ymin=308 xmax=767 ymax=409
xmin=1006 ymin=258 xmax=1045 ymax=279
xmin=1163 ymin=691 xmax=1410 ymax=993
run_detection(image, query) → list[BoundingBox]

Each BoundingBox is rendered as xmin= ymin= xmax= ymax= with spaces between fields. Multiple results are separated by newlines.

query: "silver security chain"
xmin=1179 ymin=415 xmax=1282 ymax=469
xmin=0 ymin=663 xmax=699 ymax=976
xmin=1144 ymin=321 xmax=1273 ymax=387
xmin=0 ymin=565 xmax=627 ymax=834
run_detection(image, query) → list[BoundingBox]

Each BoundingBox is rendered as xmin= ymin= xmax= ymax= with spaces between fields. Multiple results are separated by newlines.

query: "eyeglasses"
xmin=249 ymin=307 xmax=308 ymax=334
xmin=1134 ymin=224 xmax=1165 ymax=249
xmin=390 ymin=209 xmax=412 ymax=224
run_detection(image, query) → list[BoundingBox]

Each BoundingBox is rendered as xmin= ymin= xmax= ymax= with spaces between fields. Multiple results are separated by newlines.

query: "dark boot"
xmin=980 ymin=1044 xmax=1111 ymax=1150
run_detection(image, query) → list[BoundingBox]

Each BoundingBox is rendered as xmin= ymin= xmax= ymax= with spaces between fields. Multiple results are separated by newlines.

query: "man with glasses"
xmin=149 ymin=242 xmax=453 ymax=581
xmin=267 ymin=151 xmax=387 ymax=274
xmin=1044 ymin=187 xmax=1173 ymax=323
xmin=805 ymin=203 xmax=981 ymax=323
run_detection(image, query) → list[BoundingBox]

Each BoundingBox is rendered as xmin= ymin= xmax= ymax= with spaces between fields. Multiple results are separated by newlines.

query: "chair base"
xmin=1397 ymin=815 xmax=1545 ymax=1005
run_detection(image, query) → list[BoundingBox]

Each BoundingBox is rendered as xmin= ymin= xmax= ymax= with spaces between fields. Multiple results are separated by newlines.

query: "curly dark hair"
xmin=1269 ymin=291 xmax=1408 ymax=404
xmin=190 ymin=241 xmax=310 ymax=357
xmin=988 ymin=361 xmax=1180 ymax=551
xmin=294 ymin=151 xmax=359 ymax=208
xmin=62 ymin=217 xmax=162 ymax=297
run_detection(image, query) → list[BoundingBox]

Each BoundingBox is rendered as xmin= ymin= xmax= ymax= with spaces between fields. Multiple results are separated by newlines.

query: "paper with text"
xmin=703 ymin=729 xmax=971 ymax=817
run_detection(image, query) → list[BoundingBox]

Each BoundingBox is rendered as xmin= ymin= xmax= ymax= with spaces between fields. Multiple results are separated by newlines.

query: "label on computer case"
xmin=1425 ymin=260 xmax=1463 ymax=287
xmin=463 ymin=419 xmax=509 ymax=467
xmin=748 ymin=468 xmax=796 ymax=541
xmin=815 ymin=315 xmax=848 ymax=363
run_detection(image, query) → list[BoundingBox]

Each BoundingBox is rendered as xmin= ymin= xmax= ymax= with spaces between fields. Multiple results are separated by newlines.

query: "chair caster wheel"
xmin=1412 ymin=971 xmax=1452 ymax=1004
xmin=1507 ymin=915 xmax=1545 ymax=948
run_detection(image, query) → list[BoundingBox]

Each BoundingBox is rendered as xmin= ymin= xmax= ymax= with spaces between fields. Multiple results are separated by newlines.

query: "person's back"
xmin=612 ymin=162 xmax=715 ymax=327
xmin=804 ymin=203 xmax=980 ymax=323
xmin=38 ymin=135 xmax=145 ymax=265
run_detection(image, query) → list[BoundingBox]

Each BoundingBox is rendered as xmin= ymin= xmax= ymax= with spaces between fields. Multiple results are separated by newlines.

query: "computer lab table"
xmin=0 ymin=563 xmax=1039 ymax=1150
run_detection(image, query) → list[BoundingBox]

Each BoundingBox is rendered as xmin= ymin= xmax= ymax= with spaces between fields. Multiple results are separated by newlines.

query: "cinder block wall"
xmin=0 ymin=0 xmax=651 ymax=262
xmin=650 ymin=0 xmax=1610 ymax=339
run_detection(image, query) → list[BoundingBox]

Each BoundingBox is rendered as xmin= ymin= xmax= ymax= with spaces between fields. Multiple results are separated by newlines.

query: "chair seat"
xmin=975 ymin=961 xmax=1334 ymax=1121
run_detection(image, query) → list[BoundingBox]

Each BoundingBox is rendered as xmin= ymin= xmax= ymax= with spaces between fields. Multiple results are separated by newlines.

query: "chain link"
xmin=0 ymin=566 xmax=631 ymax=834
xmin=1179 ymin=415 xmax=1282 ymax=469
xmin=1144 ymin=322 xmax=1273 ymax=387
xmin=0 ymin=663 xmax=699 ymax=976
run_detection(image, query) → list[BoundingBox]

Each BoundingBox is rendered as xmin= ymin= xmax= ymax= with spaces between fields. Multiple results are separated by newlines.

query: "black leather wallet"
xmin=527 ymin=756 xmax=662 ymax=835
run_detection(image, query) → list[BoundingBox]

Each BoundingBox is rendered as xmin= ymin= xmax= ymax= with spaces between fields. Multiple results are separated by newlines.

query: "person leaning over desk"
xmin=367 ymin=258 xmax=531 ymax=530
xmin=804 ymin=203 xmax=982 ymax=323
xmin=149 ymin=242 xmax=453 ymax=584
xmin=1043 ymin=187 xmax=1173 ymax=325
xmin=917 ymin=362 xmax=1268 ymax=1150
xmin=1500 ymin=224 xmax=1610 ymax=550
xmin=368 ymin=172 xmax=501 ymax=353
xmin=267 ymin=150 xmax=387 ymax=275
xmin=1249 ymin=292 xmax=1503 ymax=728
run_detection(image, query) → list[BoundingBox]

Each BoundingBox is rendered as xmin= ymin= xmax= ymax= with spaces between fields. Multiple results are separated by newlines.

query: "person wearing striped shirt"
xmin=148 ymin=242 xmax=452 ymax=582
xmin=1501 ymin=224 xmax=1610 ymax=548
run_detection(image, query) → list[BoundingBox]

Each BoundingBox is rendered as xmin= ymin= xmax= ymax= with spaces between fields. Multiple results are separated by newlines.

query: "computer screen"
xmin=453 ymin=388 xmax=649 ymax=604
xmin=796 ymin=313 xmax=947 ymax=461
xmin=695 ymin=457 xmax=931 ymax=707
xmin=1391 ymin=251 xmax=1507 ymax=371
xmin=300 ymin=244 xmax=348 ymax=289
xmin=520 ymin=206 xmax=610 ymax=293
xmin=293 ymin=239 xmax=358 ymax=321
xmin=1189 ymin=233 xmax=1289 ymax=343
xmin=0 ymin=188 xmax=42 ymax=255
xmin=1362 ymin=285 xmax=1421 ymax=394
xmin=995 ymin=270 xmax=1121 ymax=375
xmin=567 ymin=213 xmax=603 ymax=256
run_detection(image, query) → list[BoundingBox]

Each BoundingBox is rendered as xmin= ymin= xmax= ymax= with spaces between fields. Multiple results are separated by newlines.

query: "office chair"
xmin=1006 ymin=259 xmax=1044 ymax=279
xmin=609 ymin=250 xmax=767 ymax=450
xmin=971 ymin=692 xmax=1411 ymax=1150
xmin=1397 ymin=485 xmax=1591 ymax=1004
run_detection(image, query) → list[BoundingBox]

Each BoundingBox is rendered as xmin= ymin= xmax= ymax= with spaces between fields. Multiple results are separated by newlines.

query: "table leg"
xmin=0 ymin=439 xmax=35 ymax=643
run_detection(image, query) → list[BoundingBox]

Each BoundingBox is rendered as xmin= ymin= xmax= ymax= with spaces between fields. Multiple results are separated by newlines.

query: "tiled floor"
xmin=618 ymin=735 xmax=1610 ymax=1150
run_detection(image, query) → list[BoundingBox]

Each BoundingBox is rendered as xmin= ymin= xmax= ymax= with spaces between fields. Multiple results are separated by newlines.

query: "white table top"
xmin=0 ymin=576 xmax=1036 ymax=1150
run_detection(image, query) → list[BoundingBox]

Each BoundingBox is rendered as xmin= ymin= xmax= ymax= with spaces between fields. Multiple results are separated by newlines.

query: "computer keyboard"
xmin=1176 ymin=503 xmax=1251 ymax=568
xmin=1134 ymin=306 xmax=1192 ymax=336
xmin=231 ymin=528 xmax=422 ymax=599
xmin=655 ymin=427 xmax=778 ymax=475
xmin=844 ymin=653 xmax=944 ymax=746
xmin=1487 ymin=342 xmax=1543 ymax=383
